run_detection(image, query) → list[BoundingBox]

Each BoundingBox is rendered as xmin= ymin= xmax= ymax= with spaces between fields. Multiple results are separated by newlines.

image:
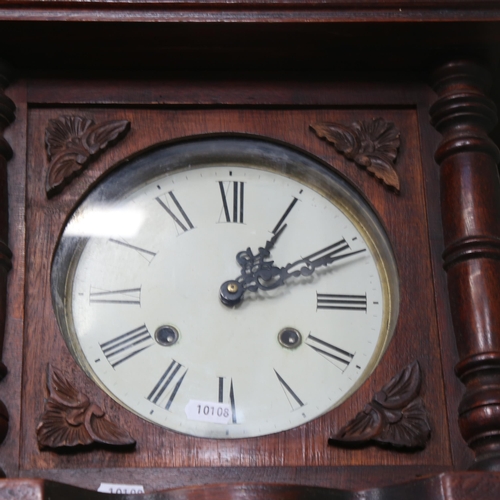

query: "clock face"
xmin=52 ymin=138 xmax=399 ymax=439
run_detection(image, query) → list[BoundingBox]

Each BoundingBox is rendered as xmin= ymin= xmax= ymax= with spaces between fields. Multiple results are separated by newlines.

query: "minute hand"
xmin=282 ymin=239 xmax=366 ymax=279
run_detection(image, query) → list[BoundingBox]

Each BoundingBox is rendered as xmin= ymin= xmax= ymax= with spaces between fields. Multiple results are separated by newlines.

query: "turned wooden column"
xmin=430 ymin=61 xmax=500 ymax=470
xmin=0 ymin=60 xmax=14 ymax=449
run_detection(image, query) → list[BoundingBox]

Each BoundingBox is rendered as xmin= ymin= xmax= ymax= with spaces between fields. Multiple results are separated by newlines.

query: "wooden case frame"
xmin=1 ymin=3 xmax=500 ymax=497
xmin=0 ymin=75 xmax=465 ymax=490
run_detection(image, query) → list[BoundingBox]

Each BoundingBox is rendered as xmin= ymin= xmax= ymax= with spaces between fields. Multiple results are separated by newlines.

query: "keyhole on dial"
xmin=278 ymin=328 xmax=302 ymax=349
xmin=155 ymin=326 xmax=179 ymax=346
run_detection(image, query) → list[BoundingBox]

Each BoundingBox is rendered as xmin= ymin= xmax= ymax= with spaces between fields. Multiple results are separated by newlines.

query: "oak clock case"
xmin=51 ymin=137 xmax=399 ymax=440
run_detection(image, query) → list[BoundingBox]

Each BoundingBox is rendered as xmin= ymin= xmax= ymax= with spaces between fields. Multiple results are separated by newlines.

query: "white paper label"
xmin=97 ymin=483 xmax=145 ymax=494
xmin=185 ymin=399 xmax=232 ymax=424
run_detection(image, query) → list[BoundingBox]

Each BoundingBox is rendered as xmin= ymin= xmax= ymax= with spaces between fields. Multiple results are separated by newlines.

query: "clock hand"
xmin=219 ymin=225 xmax=286 ymax=306
xmin=235 ymin=223 xmax=286 ymax=269
xmin=253 ymin=239 xmax=366 ymax=290
xmin=220 ymin=237 xmax=366 ymax=306
xmin=281 ymin=240 xmax=366 ymax=278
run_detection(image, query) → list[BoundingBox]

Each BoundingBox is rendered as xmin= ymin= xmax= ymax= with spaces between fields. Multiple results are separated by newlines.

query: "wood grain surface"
xmin=1 ymin=79 xmax=28 ymax=479
xmin=0 ymin=62 xmax=15 ymax=465
xmin=2 ymin=472 xmax=500 ymax=499
xmin=17 ymin=100 xmax=449 ymax=476
xmin=1 ymin=1 xmax=500 ymax=24
xmin=430 ymin=60 xmax=500 ymax=470
xmin=0 ymin=62 xmax=15 ymax=382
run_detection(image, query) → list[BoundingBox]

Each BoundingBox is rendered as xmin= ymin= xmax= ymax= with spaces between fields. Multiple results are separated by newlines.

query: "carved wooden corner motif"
xmin=45 ymin=115 xmax=130 ymax=198
xmin=329 ymin=361 xmax=431 ymax=450
xmin=310 ymin=117 xmax=401 ymax=191
xmin=37 ymin=365 xmax=135 ymax=450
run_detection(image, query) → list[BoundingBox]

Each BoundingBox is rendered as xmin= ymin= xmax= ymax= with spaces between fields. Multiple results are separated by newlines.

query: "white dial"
xmin=52 ymin=138 xmax=399 ymax=439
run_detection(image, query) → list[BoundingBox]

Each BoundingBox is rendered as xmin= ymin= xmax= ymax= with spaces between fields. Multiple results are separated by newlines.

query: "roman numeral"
xmin=306 ymin=334 xmax=354 ymax=371
xmin=218 ymin=377 xmax=224 ymax=403
xmin=156 ymin=191 xmax=194 ymax=233
xmin=218 ymin=181 xmax=244 ymax=223
xmin=271 ymin=197 xmax=299 ymax=234
xmin=229 ymin=379 xmax=237 ymax=424
xmin=317 ymin=293 xmax=367 ymax=311
xmin=90 ymin=287 xmax=141 ymax=305
xmin=218 ymin=376 xmax=237 ymax=423
xmin=100 ymin=325 xmax=153 ymax=368
xmin=303 ymin=238 xmax=352 ymax=262
xmin=274 ymin=369 xmax=304 ymax=410
xmin=109 ymin=239 xmax=156 ymax=264
xmin=147 ymin=360 xmax=188 ymax=410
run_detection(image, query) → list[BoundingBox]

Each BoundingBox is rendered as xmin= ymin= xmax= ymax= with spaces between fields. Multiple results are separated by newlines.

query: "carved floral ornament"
xmin=45 ymin=115 xmax=130 ymax=198
xmin=37 ymin=361 xmax=428 ymax=451
xmin=37 ymin=365 xmax=135 ymax=450
xmin=330 ymin=361 xmax=431 ymax=450
xmin=44 ymin=115 xmax=399 ymax=196
xmin=310 ymin=117 xmax=401 ymax=191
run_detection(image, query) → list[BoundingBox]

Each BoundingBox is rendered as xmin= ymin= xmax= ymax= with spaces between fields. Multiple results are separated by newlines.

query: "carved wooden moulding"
xmin=330 ymin=361 xmax=431 ymax=450
xmin=0 ymin=61 xmax=15 ymax=456
xmin=430 ymin=61 xmax=500 ymax=470
xmin=45 ymin=115 xmax=130 ymax=198
xmin=37 ymin=365 xmax=135 ymax=450
xmin=310 ymin=117 xmax=401 ymax=191
xmin=0 ymin=89 xmax=14 ymax=163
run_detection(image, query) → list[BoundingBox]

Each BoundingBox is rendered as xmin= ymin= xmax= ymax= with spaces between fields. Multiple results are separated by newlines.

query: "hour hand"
xmin=219 ymin=225 xmax=287 ymax=306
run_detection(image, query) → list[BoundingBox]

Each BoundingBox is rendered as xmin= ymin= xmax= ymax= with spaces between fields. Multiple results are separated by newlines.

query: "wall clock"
xmin=2 ymin=102 xmax=452 ymax=495
xmin=1 ymin=6 xmax=500 ymax=494
xmin=51 ymin=137 xmax=399 ymax=440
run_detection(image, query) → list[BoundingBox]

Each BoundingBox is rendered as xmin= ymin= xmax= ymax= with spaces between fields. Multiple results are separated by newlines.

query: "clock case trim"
xmin=2 ymin=1 xmax=500 ymax=24
xmin=29 ymin=110 xmax=442 ymax=468
xmin=4 ymin=472 xmax=500 ymax=500
xmin=44 ymin=115 xmax=131 ymax=198
xmin=37 ymin=364 xmax=136 ymax=450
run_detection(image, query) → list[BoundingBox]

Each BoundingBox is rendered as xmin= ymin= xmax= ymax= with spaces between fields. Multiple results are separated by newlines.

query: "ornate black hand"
xmin=219 ymin=225 xmax=286 ymax=306
xmin=280 ymin=239 xmax=366 ymax=280
xmin=220 ymin=236 xmax=366 ymax=307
